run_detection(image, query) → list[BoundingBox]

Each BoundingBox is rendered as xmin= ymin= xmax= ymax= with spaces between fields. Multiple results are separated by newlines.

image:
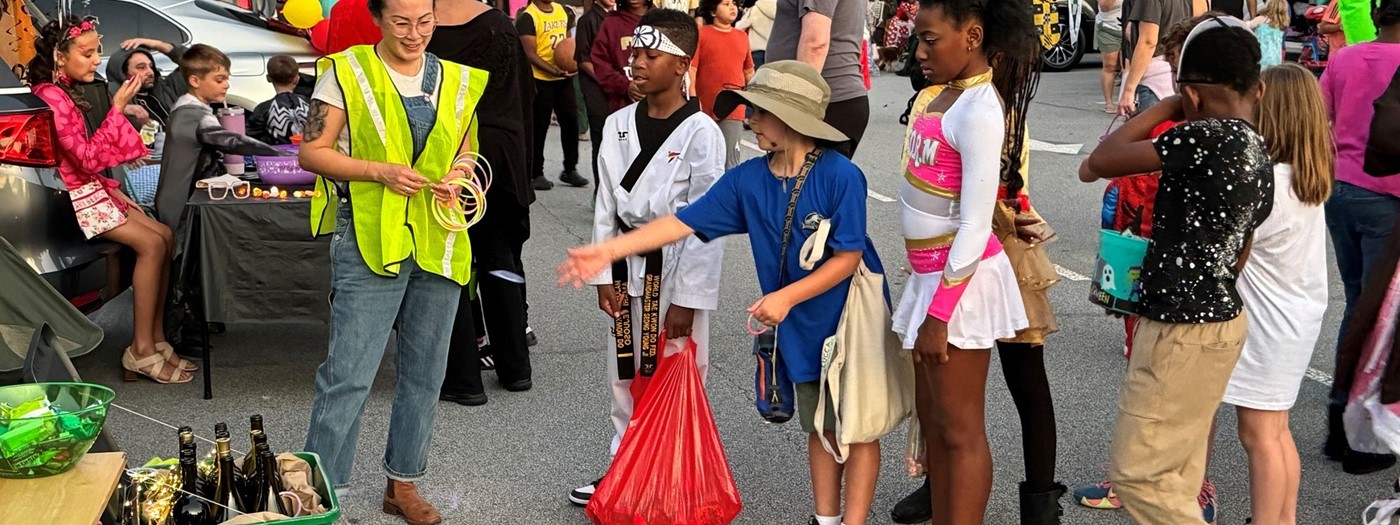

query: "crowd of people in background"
xmin=24 ymin=0 xmax=1400 ymax=522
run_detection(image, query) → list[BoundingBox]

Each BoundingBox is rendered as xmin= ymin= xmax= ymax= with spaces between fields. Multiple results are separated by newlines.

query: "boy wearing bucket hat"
xmin=568 ymin=8 xmax=727 ymax=507
xmin=1078 ymin=17 xmax=1272 ymax=524
xmin=559 ymin=59 xmax=885 ymax=525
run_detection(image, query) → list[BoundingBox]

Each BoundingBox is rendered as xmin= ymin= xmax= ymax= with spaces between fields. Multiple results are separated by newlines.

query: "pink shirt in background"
xmin=1321 ymin=41 xmax=1400 ymax=197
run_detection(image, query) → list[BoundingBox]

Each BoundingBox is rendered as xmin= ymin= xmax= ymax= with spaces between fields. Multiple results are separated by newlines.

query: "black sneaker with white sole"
xmin=570 ymin=478 xmax=603 ymax=506
xmin=560 ymin=169 xmax=589 ymax=187
xmin=525 ymin=326 xmax=539 ymax=347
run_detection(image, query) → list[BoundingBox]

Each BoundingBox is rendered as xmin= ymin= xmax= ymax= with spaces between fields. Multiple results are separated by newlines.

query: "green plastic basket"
xmin=262 ymin=452 xmax=341 ymax=524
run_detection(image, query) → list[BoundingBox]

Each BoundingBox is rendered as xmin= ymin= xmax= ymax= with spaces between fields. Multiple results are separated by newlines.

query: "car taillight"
xmin=68 ymin=289 xmax=101 ymax=310
xmin=0 ymin=109 xmax=59 ymax=168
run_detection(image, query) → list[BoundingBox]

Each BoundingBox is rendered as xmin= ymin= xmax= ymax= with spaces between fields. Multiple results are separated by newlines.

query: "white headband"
xmin=1176 ymin=15 xmax=1250 ymax=83
xmin=630 ymin=25 xmax=690 ymax=57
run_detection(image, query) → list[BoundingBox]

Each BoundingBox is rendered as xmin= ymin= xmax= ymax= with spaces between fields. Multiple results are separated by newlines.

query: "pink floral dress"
xmin=33 ymin=82 xmax=147 ymax=239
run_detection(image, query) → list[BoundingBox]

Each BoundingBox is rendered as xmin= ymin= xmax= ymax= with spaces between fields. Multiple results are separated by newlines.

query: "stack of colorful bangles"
xmin=432 ymin=152 xmax=494 ymax=232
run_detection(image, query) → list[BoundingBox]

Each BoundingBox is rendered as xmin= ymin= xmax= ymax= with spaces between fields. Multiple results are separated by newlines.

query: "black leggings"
xmin=997 ymin=341 xmax=1058 ymax=491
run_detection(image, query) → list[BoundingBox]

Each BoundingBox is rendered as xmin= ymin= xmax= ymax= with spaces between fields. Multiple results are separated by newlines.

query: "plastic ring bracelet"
xmin=746 ymin=314 xmax=772 ymax=336
xmin=432 ymin=178 xmax=487 ymax=231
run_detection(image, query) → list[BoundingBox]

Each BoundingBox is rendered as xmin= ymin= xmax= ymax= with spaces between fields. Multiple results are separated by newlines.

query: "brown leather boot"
xmin=382 ymin=479 xmax=443 ymax=525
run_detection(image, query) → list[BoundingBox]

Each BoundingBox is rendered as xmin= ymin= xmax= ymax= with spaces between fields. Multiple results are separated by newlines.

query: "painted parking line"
xmin=1054 ymin=264 xmax=1091 ymax=282
xmin=1060 ymin=261 xmax=1335 ymax=387
xmin=1029 ymin=139 xmax=1085 ymax=155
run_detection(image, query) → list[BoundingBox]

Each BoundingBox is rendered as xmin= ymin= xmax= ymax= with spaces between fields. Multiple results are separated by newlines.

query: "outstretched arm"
xmin=559 ymin=216 xmax=695 ymax=287
xmin=196 ymin=115 xmax=286 ymax=157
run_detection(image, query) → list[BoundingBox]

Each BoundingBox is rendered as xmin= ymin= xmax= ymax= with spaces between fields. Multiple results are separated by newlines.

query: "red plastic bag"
xmin=586 ymin=341 xmax=742 ymax=525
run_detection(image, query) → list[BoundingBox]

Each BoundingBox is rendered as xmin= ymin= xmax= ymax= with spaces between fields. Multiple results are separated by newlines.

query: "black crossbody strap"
xmin=776 ymin=148 xmax=824 ymax=286
xmin=772 ymin=148 xmax=824 ymax=355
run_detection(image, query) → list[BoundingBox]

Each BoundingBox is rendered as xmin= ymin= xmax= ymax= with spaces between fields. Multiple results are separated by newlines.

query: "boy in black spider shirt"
xmin=1078 ymin=17 xmax=1273 ymax=524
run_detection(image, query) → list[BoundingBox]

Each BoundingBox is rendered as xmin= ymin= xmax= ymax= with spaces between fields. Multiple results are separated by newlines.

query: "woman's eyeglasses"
xmin=390 ymin=17 xmax=437 ymax=38
xmin=206 ymin=180 xmax=251 ymax=200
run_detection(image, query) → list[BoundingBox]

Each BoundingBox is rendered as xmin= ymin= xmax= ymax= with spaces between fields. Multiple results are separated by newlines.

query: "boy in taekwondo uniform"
xmin=569 ymin=8 xmax=726 ymax=507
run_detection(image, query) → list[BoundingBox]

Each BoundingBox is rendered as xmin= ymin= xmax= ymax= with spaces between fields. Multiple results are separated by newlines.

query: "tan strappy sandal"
xmin=122 ymin=347 xmax=193 ymax=384
xmin=155 ymin=342 xmax=198 ymax=372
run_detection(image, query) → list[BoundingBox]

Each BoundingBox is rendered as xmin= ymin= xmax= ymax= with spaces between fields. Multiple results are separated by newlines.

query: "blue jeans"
xmin=1133 ymin=84 xmax=1161 ymax=116
xmin=304 ymin=201 xmax=463 ymax=487
xmin=1326 ymin=181 xmax=1400 ymax=405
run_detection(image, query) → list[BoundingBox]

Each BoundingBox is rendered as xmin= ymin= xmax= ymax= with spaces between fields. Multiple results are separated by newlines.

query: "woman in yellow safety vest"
xmin=297 ymin=0 xmax=486 ymax=522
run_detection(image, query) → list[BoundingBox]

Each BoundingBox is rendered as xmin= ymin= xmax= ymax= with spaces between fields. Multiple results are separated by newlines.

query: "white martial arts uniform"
xmin=588 ymin=100 xmax=727 ymax=455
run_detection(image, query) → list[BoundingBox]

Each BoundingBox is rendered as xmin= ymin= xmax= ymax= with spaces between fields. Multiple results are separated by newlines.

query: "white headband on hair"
xmin=630 ymin=25 xmax=690 ymax=57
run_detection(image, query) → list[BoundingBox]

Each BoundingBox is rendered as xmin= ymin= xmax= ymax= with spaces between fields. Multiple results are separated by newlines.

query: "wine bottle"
xmin=240 ymin=415 xmax=265 ymax=473
xmin=214 ymin=422 xmax=230 ymax=440
xmin=248 ymin=441 xmax=287 ymax=513
xmin=172 ymin=437 xmax=211 ymax=525
xmin=177 ymin=428 xmax=208 ymax=500
xmin=210 ymin=436 xmax=243 ymax=522
xmin=238 ymin=416 xmax=267 ymax=510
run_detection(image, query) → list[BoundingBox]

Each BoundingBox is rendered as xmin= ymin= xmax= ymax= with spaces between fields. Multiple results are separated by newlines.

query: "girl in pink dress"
xmin=29 ymin=17 xmax=192 ymax=384
xmin=895 ymin=0 xmax=1043 ymax=522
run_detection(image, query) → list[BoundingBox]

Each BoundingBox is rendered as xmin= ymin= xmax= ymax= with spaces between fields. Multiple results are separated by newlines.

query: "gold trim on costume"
xmin=949 ymin=69 xmax=994 ymax=90
xmin=941 ymin=272 xmax=975 ymax=287
xmin=903 ymin=169 xmax=961 ymax=200
xmin=905 ymin=232 xmax=956 ymax=250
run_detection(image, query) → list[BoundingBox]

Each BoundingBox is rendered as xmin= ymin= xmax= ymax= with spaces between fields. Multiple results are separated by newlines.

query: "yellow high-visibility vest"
xmin=310 ymin=45 xmax=487 ymax=285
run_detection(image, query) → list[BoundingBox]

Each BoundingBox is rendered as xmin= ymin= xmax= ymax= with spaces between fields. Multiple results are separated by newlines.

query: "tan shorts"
xmin=1110 ymin=314 xmax=1247 ymax=525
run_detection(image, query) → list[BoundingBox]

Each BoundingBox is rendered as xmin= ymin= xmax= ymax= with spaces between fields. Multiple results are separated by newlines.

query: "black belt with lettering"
xmin=612 ymin=220 xmax=662 ymax=380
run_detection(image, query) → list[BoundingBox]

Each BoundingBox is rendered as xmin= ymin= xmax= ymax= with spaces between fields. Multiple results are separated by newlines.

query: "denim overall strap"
xmin=401 ymin=54 xmax=441 ymax=164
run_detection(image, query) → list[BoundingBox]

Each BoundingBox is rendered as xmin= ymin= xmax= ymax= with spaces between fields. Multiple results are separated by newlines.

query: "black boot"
xmin=889 ymin=478 xmax=931 ymax=524
xmin=1325 ymin=404 xmax=1349 ymax=461
xmin=1327 ymin=404 xmax=1398 ymax=474
xmin=1018 ymin=481 xmax=1067 ymax=525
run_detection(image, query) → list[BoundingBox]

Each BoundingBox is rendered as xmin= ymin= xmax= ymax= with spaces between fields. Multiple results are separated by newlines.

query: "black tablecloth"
xmin=186 ymin=192 xmax=330 ymax=324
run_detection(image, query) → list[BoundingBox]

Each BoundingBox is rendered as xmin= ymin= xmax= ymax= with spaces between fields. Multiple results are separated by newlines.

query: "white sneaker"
xmin=569 ymin=478 xmax=602 ymax=506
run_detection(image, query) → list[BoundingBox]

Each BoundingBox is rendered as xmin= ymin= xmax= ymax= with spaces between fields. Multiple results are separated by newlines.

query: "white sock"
xmin=814 ymin=515 xmax=842 ymax=525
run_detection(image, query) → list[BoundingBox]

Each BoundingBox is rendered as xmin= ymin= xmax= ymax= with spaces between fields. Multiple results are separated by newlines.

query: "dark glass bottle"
xmin=177 ymin=429 xmax=207 ymax=498
xmin=246 ymin=441 xmax=287 ymax=513
xmin=173 ymin=435 xmax=211 ymax=525
xmin=210 ymin=437 xmax=243 ymax=522
xmin=239 ymin=418 xmax=267 ymax=510
xmin=241 ymin=415 xmax=265 ymax=473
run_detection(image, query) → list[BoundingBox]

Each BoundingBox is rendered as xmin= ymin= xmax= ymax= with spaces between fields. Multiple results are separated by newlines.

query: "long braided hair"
xmin=983 ymin=0 xmax=1041 ymax=200
xmin=918 ymin=0 xmax=1042 ymax=200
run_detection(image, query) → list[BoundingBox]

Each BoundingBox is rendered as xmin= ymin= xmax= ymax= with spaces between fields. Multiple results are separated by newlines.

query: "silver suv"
xmin=34 ymin=0 xmax=318 ymax=110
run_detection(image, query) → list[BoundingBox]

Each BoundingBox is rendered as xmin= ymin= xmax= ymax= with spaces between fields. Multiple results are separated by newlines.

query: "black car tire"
xmin=1042 ymin=7 xmax=1092 ymax=72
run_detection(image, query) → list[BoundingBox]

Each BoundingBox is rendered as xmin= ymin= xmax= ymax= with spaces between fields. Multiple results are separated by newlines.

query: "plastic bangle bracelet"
xmin=745 ymin=314 xmax=772 ymax=336
xmin=451 ymin=152 xmax=494 ymax=192
xmin=432 ymin=178 xmax=488 ymax=231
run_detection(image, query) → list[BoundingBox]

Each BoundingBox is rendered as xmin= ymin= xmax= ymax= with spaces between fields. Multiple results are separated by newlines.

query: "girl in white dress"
xmin=1222 ymin=63 xmax=1333 ymax=525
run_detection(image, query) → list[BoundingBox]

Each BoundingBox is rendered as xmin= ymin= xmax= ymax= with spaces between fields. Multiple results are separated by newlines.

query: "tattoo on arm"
xmin=304 ymin=100 xmax=329 ymax=142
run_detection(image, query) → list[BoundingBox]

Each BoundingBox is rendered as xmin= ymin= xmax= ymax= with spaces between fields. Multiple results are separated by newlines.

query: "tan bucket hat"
xmin=712 ymin=60 xmax=849 ymax=142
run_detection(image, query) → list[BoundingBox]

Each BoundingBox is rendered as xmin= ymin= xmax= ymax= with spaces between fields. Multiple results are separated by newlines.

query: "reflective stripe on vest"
xmin=309 ymin=45 xmax=488 ymax=285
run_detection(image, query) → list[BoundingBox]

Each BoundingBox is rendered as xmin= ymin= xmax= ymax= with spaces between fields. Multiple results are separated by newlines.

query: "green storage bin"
xmin=264 ymin=452 xmax=341 ymax=524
